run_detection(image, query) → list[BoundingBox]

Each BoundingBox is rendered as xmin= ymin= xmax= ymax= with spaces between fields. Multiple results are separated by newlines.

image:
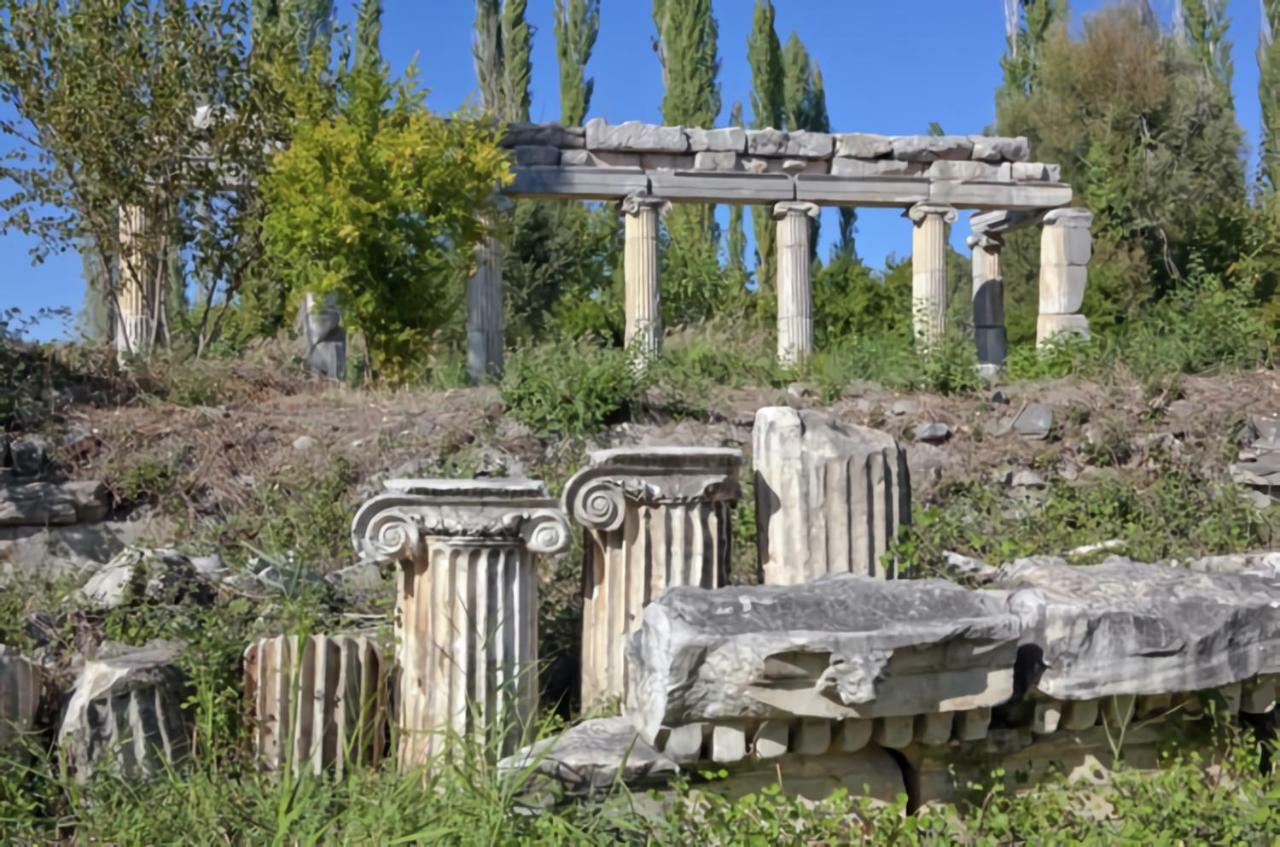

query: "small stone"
xmin=1010 ymin=469 xmax=1046 ymax=488
xmin=63 ymin=429 xmax=99 ymax=459
xmin=914 ymin=422 xmax=952 ymax=444
xmin=292 ymin=435 xmax=317 ymax=451
xmin=1012 ymin=404 xmax=1053 ymax=440
xmin=990 ymin=390 xmax=1010 ymax=406
xmin=890 ymin=399 xmax=918 ymax=417
xmin=9 ymin=436 xmax=47 ymax=476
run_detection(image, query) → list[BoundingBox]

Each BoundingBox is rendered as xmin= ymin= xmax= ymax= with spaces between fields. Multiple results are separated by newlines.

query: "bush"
xmin=502 ymin=338 xmax=645 ymax=437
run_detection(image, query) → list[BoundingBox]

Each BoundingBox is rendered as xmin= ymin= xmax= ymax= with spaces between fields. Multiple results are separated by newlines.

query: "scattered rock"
xmin=913 ymin=421 xmax=952 ymax=444
xmin=943 ymin=551 xmax=996 ymax=581
xmin=62 ymin=429 xmax=99 ymax=459
xmin=79 ymin=548 xmax=214 ymax=610
xmin=890 ymin=399 xmax=918 ymax=417
xmin=989 ymin=390 xmax=1010 ymax=406
xmin=292 ymin=435 xmax=318 ymax=451
xmin=1010 ymin=469 xmax=1046 ymax=488
xmin=499 ymin=716 xmax=678 ymax=799
xmin=0 ymin=480 xmax=108 ymax=528
xmin=9 ymin=436 xmax=47 ymax=476
xmin=787 ymin=382 xmax=819 ymax=400
xmin=1012 ymin=404 xmax=1053 ymax=440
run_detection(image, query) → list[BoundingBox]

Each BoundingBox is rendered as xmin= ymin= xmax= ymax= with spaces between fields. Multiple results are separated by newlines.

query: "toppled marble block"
xmin=626 ymin=574 xmax=1021 ymax=743
xmin=0 ymin=645 xmax=42 ymax=756
xmin=498 ymin=716 xmax=678 ymax=798
xmin=58 ymin=642 xmax=192 ymax=781
xmin=996 ymin=556 xmax=1280 ymax=700
xmin=79 ymin=547 xmax=216 ymax=610
xmin=754 ymin=407 xmax=910 ymax=583
xmin=244 ymin=633 xmax=389 ymax=777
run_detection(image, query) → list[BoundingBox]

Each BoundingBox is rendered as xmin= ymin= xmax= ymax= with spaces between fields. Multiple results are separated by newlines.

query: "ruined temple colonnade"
xmin=460 ymin=121 xmax=1092 ymax=381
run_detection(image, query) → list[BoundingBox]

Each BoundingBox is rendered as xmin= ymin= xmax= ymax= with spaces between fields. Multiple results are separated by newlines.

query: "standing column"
xmin=907 ymin=203 xmax=957 ymax=350
xmin=466 ymin=206 xmax=507 ymax=382
xmin=967 ymin=232 xmax=1007 ymax=372
xmin=563 ymin=447 xmax=742 ymax=709
xmin=773 ymin=202 xmax=819 ymax=366
xmin=351 ymin=479 xmax=571 ymax=769
xmin=1037 ymin=207 xmax=1093 ymax=346
xmin=621 ymin=193 xmax=667 ymax=362
xmin=116 ymin=204 xmax=150 ymax=361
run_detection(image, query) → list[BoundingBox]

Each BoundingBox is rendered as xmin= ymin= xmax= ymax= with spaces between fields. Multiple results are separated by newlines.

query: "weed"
xmin=502 ymin=338 xmax=646 ymax=438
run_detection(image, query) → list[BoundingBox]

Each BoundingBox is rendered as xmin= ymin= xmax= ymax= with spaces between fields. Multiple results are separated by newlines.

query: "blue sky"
xmin=1 ymin=0 xmax=1267 ymax=339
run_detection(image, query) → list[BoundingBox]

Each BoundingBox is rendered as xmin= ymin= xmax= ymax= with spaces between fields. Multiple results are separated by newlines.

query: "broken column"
xmin=967 ymin=232 xmax=1006 ymax=371
xmin=907 ymin=203 xmax=956 ymax=350
xmin=351 ymin=479 xmax=571 ymax=768
xmin=467 ymin=205 xmax=508 ymax=383
xmin=244 ymin=633 xmax=388 ymax=777
xmin=621 ymin=192 xmax=667 ymax=363
xmin=754 ymin=407 xmax=910 ymax=584
xmin=774 ymin=201 xmax=819 ymax=366
xmin=1037 ymin=208 xmax=1092 ymax=346
xmin=299 ymin=292 xmax=347 ymax=379
xmin=0 ymin=646 xmax=42 ymax=758
xmin=116 ymin=204 xmax=150 ymax=360
xmin=562 ymin=447 xmax=743 ymax=708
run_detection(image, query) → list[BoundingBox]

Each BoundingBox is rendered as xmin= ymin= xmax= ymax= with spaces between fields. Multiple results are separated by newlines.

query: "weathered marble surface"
xmin=0 ymin=645 xmax=42 ymax=757
xmin=626 ymin=574 xmax=1021 ymax=743
xmin=995 ymin=556 xmax=1280 ymax=700
xmin=498 ymin=716 xmax=677 ymax=797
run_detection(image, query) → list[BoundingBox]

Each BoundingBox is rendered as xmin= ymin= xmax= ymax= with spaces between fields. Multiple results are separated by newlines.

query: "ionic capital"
xmin=1042 ymin=206 xmax=1093 ymax=228
xmin=966 ymin=232 xmax=1003 ymax=251
xmin=620 ymin=192 xmax=671 ymax=218
xmin=563 ymin=447 xmax=743 ymax=532
xmin=772 ymin=201 xmax=820 ymax=221
xmin=351 ymin=479 xmax=571 ymax=563
xmin=907 ymin=203 xmax=957 ymax=225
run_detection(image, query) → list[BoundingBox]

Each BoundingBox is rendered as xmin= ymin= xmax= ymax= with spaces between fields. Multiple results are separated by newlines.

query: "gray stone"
xmin=0 ymin=519 xmax=157 ymax=585
xmin=58 ymin=642 xmax=192 ymax=781
xmin=891 ymin=135 xmax=974 ymax=162
xmin=1246 ymin=414 xmax=1280 ymax=451
xmin=498 ymin=716 xmax=678 ymax=797
xmin=1012 ymin=161 xmax=1060 ymax=181
xmin=746 ymin=128 xmax=833 ymax=158
xmin=0 ymin=480 xmax=108 ymax=528
xmin=585 ymin=118 xmax=688 ymax=153
xmin=585 ymin=150 xmax=642 ymax=168
xmin=686 ymin=126 xmax=747 ymax=153
xmin=626 ymin=574 xmax=1022 ymax=743
xmin=0 ymin=645 xmax=42 ymax=757
xmin=63 ymin=429 xmax=98 ymax=459
xmin=1183 ymin=552 xmax=1280 ymax=579
xmin=292 ymin=435 xmax=317 ymax=451
xmin=995 ymin=556 xmax=1280 ymax=699
xmin=1012 ymin=404 xmax=1053 ymax=439
xmin=835 ymin=133 xmax=893 ymax=159
xmin=914 ymin=421 xmax=952 ymax=443
xmin=969 ymin=135 xmax=1030 ymax=163
xmin=501 ymin=123 xmax=585 ymax=148
xmin=694 ymin=151 xmax=739 ymax=171
xmin=513 ymin=145 xmax=561 ymax=166
xmin=79 ymin=548 xmax=214 ymax=610
xmin=926 ymin=160 xmax=1006 ymax=181
xmin=1010 ymin=469 xmax=1046 ymax=488
xmin=9 ymin=436 xmax=47 ymax=476
xmin=830 ymin=158 xmax=926 ymax=177
xmin=560 ymin=148 xmax=592 ymax=166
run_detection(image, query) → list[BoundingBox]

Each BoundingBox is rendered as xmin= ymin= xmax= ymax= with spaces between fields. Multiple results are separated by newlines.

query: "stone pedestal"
xmin=773 ymin=202 xmax=819 ymax=366
xmin=466 ymin=221 xmax=505 ymax=383
xmin=244 ymin=633 xmax=388 ymax=777
xmin=967 ymin=233 xmax=1006 ymax=369
xmin=754 ymin=407 xmax=910 ymax=584
xmin=0 ymin=646 xmax=42 ymax=758
xmin=621 ymin=193 xmax=667 ymax=363
xmin=299 ymin=292 xmax=347 ymax=380
xmin=351 ymin=479 xmax=571 ymax=769
xmin=907 ymin=203 xmax=957 ymax=350
xmin=116 ymin=204 xmax=150 ymax=360
xmin=1037 ymin=208 xmax=1092 ymax=347
xmin=562 ymin=447 xmax=743 ymax=708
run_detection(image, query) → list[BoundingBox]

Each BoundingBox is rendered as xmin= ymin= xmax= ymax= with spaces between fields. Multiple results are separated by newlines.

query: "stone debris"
xmin=913 ymin=421 xmax=952 ymax=444
xmin=58 ymin=642 xmax=192 ymax=781
xmin=79 ymin=547 xmax=216 ymax=610
xmin=0 ymin=645 xmax=43 ymax=758
xmin=0 ymin=480 xmax=109 ymax=528
xmin=497 ymin=716 xmax=678 ymax=798
xmin=8 ymin=436 xmax=48 ymax=477
xmin=1011 ymin=403 xmax=1054 ymax=439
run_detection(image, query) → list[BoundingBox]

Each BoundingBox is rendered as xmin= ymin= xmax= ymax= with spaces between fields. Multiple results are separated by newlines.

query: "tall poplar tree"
xmin=747 ymin=0 xmax=784 ymax=308
xmin=996 ymin=0 xmax=1065 ymax=132
xmin=554 ymin=0 xmax=600 ymax=125
xmin=502 ymin=0 xmax=532 ymax=122
xmin=1178 ymin=0 xmax=1233 ymax=87
xmin=474 ymin=0 xmax=503 ymax=115
xmin=355 ymin=0 xmax=382 ymax=74
xmin=1260 ymin=0 xmax=1280 ymax=188
xmin=726 ymin=101 xmax=748 ymax=278
xmin=782 ymin=33 xmax=830 ymax=260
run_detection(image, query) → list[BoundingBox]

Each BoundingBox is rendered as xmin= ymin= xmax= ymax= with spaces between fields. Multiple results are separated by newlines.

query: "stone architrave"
xmin=0 ymin=646 xmax=42 ymax=758
xmin=773 ymin=202 xmax=819 ymax=366
xmin=1037 ymin=208 xmax=1092 ymax=346
xmin=244 ymin=633 xmax=388 ymax=777
xmin=299 ymin=292 xmax=347 ymax=379
xmin=754 ymin=407 xmax=910 ymax=584
xmin=621 ymin=193 xmax=669 ymax=363
xmin=562 ymin=447 xmax=743 ymax=708
xmin=907 ymin=203 xmax=957 ymax=349
xmin=116 ymin=204 xmax=151 ymax=361
xmin=967 ymin=232 xmax=1006 ymax=369
xmin=466 ymin=205 xmax=509 ymax=382
xmin=351 ymin=479 xmax=571 ymax=768
xmin=625 ymin=574 xmax=1022 ymax=744
xmin=58 ymin=642 xmax=192 ymax=781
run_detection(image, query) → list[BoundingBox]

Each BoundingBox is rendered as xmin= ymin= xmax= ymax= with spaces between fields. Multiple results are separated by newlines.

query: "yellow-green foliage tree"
xmin=261 ymin=67 xmax=511 ymax=382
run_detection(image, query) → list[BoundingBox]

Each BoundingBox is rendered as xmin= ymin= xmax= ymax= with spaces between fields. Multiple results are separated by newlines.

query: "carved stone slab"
xmin=626 ymin=574 xmax=1021 ymax=743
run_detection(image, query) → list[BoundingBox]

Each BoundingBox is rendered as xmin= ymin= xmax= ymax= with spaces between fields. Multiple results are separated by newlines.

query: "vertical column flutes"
xmin=621 ymin=193 xmax=667 ymax=364
xmin=466 ymin=207 xmax=507 ymax=382
xmin=908 ymin=203 xmax=957 ymax=351
xmin=773 ymin=202 xmax=819 ymax=366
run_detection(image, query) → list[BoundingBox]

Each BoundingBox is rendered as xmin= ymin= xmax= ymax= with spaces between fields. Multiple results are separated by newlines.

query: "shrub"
xmin=502 ymin=338 xmax=645 ymax=437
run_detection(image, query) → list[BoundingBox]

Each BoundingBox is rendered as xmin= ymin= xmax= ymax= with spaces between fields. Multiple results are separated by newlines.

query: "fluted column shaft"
xmin=116 ymin=204 xmax=150 ymax=360
xmin=908 ymin=203 xmax=957 ymax=350
xmin=466 ymin=229 xmax=504 ymax=382
xmin=622 ymin=193 xmax=666 ymax=361
xmin=967 ymin=233 xmax=1006 ymax=368
xmin=564 ymin=447 xmax=742 ymax=708
xmin=1037 ymin=207 xmax=1093 ymax=346
xmin=774 ymin=202 xmax=818 ymax=366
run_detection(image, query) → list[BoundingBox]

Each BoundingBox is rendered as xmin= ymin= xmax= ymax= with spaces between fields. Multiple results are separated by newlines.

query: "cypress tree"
xmin=501 ymin=0 xmax=532 ymax=123
xmin=554 ymin=0 xmax=601 ymax=125
xmin=1179 ymin=0 xmax=1233 ymax=87
xmin=473 ymin=0 xmax=503 ymax=115
xmin=726 ymin=101 xmax=748 ymax=278
xmin=997 ymin=0 xmax=1065 ymax=131
xmin=747 ymin=0 xmax=784 ymax=310
xmin=1260 ymin=1 xmax=1280 ymax=188
xmin=355 ymin=0 xmax=382 ymax=74
xmin=781 ymin=34 xmax=831 ymax=260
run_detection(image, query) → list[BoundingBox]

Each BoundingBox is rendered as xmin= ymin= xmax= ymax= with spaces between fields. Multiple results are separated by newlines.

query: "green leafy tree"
xmin=261 ymin=66 xmax=512 ymax=381
xmin=747 ymin=0 xmax=784 ymax=317
xmin=1176 ymin=0 xmax=1232 ymax=87
xmin=252 ymin=0 xmax=333 ymax=67
xmin=355 ymin=0 xmax=382 ymax=73
xmin=553 ymin=0 xmax=599 ymax=125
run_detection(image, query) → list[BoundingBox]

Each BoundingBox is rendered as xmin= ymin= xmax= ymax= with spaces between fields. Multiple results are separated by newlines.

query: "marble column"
xmin=1037 ymin=207 xmax=1093 ymax=346
xmin=466 ymin=209 xmax=506 ymax=383
xmin=621 ymin=193 xmax=667 ymax=363
xmin=907 ymin=203 xmax=957 ymax=350
xmin=299 ymin=292 xmax=347 ymax=380
xmin=0 ymin=646 xmax=42 ymax=760
xmin=967 ymin=232 xmax=1007 ymax=371
xmin=562 ymin=447 xmax=742 ymax=708
xmin=774 ymin=202 xmax=819 ymax=366
xmin=351 ymin=479 xmax=571 ymax=769
xmin=116 ymin=204 xmax=150 ymax=361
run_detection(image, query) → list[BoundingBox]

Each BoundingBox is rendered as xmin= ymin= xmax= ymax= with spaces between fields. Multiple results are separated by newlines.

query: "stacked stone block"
xmin=1037 ymin=208 xmax=1093 ymax=345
